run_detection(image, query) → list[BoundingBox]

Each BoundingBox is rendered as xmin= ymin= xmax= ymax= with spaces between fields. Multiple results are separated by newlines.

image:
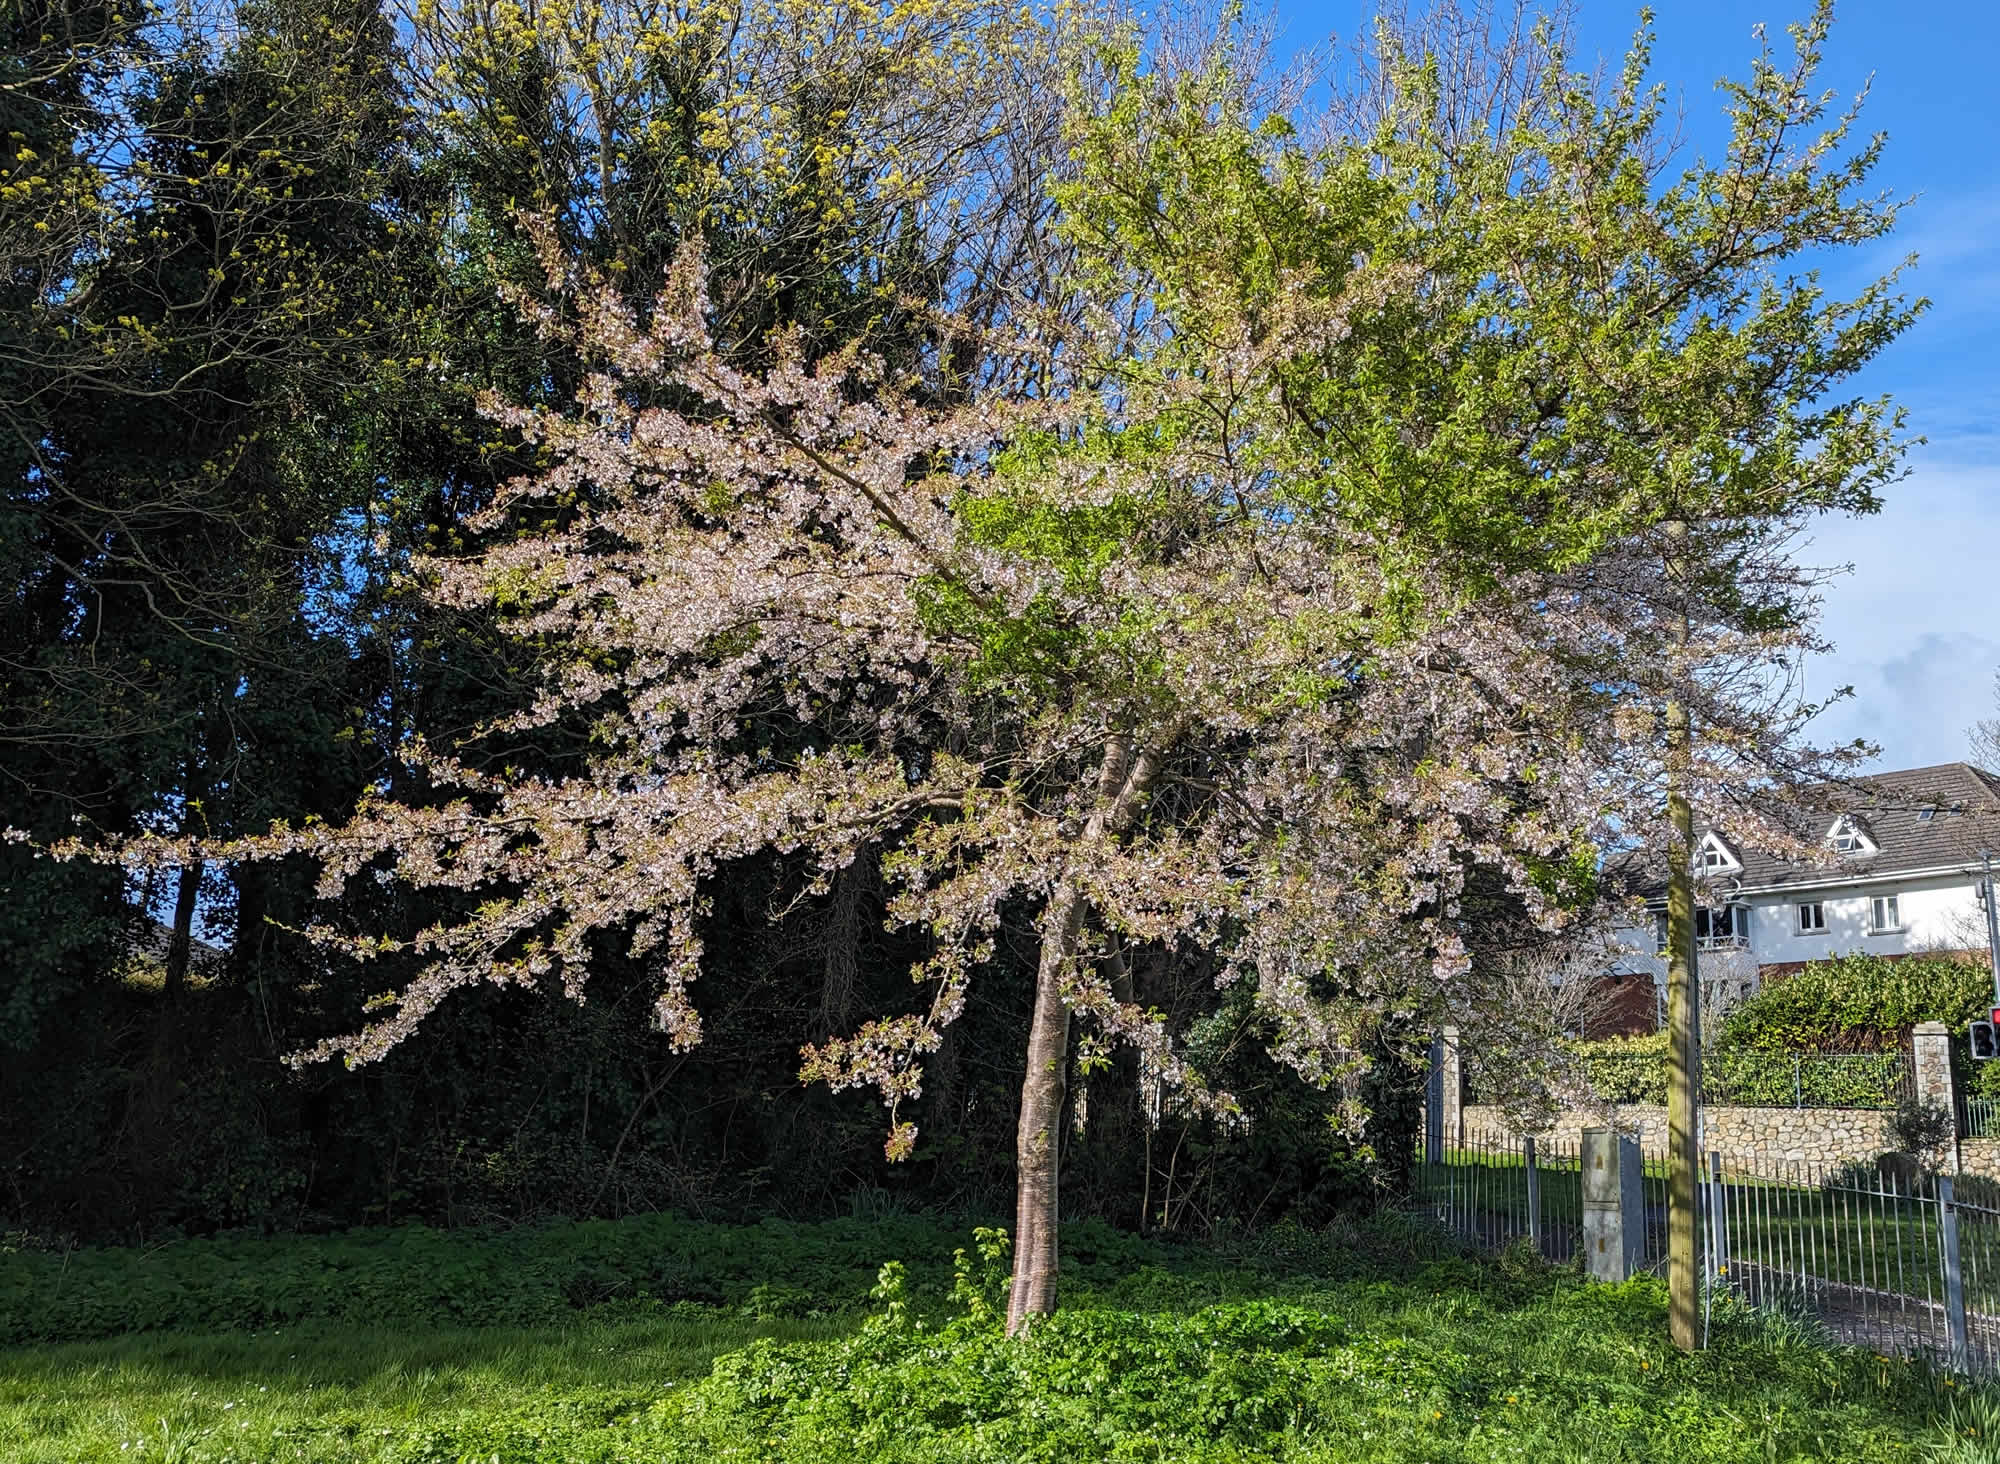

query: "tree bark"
xmin=1664 ymin=517 xmax=1702 ymax=1353
xmin=1665 ymin=693 xmax=1699 ymax=1350
xmin=162 ymin=860 xmax=203 ymax=1003
xmin=1005 ymin=731 xmax=1167 ymax=1334
xmin=1007 ymin=881 xmax=1084 ymax=1331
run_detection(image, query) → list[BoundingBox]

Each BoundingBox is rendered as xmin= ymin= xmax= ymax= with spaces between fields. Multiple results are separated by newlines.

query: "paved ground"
xmin=1724 ymin=1261 xmax=2000 ymax=1368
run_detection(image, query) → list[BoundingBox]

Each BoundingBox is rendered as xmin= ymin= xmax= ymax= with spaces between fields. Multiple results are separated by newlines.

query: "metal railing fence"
xmin=1963 ymin=1097 xmax=2000 ymax=1140
xmin=1513 ymin=1047 xmax=1916 ymax=1110
xmin=1418 ymin=1131 xmax=2000 ymax=1376
xmin=1704 ymin=1149 xmax=2000 ymax=1373
xmin=1414 ymin=1129 xmax=1668 ymax=1271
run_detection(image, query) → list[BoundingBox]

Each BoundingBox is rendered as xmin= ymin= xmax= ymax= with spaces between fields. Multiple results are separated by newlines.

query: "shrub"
xmin=1568 ymin=956 xmax=1985 ymax=1112
xmin=1719 ymin=953 xmax=1990 ymax=1051
xmin=1573 ymin=1033 xmax=1669 ymax=1104
xmin=1890 ymin=1100 xmax=1957 ymax=1160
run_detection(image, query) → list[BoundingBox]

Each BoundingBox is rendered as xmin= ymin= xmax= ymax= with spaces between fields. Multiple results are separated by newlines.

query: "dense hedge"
xmin=1574 ymin=1042 xmax=1910 ymax=1109
xmin=1716 ymin=953 xmax=1992 ymax=1051
xmin=1566 ymin=955 xmax=1993 ymax=1110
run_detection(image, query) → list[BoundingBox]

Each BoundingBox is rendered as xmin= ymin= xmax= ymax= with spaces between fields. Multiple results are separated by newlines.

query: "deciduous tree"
xmin=68 ymin=0 xmax=1917 ymax=1332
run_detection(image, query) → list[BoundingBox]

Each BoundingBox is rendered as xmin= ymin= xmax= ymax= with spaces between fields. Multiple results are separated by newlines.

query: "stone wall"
xmin=1460 ymin=1102 xmax=1895 ymax=1171
xmin=1959 ymin=1140 xmax=2000 ymax=1181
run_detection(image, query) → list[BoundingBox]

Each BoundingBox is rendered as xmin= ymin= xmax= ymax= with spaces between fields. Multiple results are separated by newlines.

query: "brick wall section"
xmin=1583 ymin=971 xmax=1658 ymax=1038
xmin=1461 ymin=1103 xmax=1895 ymax=1171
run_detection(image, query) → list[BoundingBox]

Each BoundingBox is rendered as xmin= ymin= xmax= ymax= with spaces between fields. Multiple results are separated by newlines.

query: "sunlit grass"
xmin=0 ymin=1214 xmax=1981 ymax=1464
xmin=1 ymin=1309 xmax=850 ymax=1463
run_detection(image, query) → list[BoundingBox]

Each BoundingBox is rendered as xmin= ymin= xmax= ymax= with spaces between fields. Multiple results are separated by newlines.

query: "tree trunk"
xmin=162 ymin=860 xmax=203 ymax=1003
xmin=1663 ymin=515 xmax=1702 ymax=1354
xmin=1005 ymin=731 xmax=1168 ymax=1334
xmin=1665 ymin=706 xmax=1701 ymax=1349
xmin=1007 ymin=881 xmax=1084 ymax=1332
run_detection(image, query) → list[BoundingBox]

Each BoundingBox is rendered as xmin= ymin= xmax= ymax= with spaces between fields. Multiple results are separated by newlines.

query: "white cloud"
xmin=1803 ymin=462 xmax=2000 ymax=767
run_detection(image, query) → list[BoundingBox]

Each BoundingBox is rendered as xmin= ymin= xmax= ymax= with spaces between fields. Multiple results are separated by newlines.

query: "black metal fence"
xmin=1963 ymin=1097 xmax=2000 ymax=1140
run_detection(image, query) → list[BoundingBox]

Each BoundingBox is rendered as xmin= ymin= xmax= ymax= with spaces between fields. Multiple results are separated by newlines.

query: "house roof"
xmin=1627 ymin=762 xmax=2000 ymax=899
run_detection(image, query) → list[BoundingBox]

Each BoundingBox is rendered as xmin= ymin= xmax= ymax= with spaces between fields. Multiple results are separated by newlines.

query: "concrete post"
xmin=1913 ymin=1021 xmax=1959 ymax=1172
xmin=1581 ymin=1127 xmax=1644 ymax=1282
xmin=1440 ymin=1026 xmax=1464 ymax=1147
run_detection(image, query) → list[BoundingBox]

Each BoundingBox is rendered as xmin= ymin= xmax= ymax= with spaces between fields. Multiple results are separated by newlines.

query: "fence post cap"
xmin=1914 ymin=1021 xmax=1952 ymax=1036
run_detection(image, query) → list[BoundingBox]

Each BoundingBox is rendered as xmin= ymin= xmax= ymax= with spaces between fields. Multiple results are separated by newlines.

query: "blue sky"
xmin=1288 ymin=2 xmax=2000 ymax=769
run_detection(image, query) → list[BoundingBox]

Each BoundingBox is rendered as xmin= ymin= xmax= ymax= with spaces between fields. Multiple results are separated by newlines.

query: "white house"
xmin=1603 ymin=762 xmax=2000 ymax=1032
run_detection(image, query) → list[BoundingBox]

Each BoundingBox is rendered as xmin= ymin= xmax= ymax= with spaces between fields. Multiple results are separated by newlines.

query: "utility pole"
xmin=1982 ymin=851 xmax=2000 ymax=1014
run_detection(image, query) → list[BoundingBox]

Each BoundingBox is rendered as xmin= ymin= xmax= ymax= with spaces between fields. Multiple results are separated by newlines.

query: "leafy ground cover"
xmin=2 ymin=1212 xmax=1989 ymax=1463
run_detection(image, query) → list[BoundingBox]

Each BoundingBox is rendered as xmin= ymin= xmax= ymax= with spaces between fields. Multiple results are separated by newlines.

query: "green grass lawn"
xmin=1 ymin=1308 xmax=847 ymax=1464
xmin=0 ymin=1211 xmax=1988 ymax=1463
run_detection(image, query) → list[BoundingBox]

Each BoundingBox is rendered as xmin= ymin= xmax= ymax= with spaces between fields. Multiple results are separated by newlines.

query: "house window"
xmin=1653 ymin=907 xmax=1748 ymax=952
xmin=1694 ymin=905 xmax=1748 ymax=950
xmin=1831 ymin=817 xmax=1865 ymax=854
xmin=1796 ymin=901 xmax=1826 ymax=934
xmin=1917 ymin=807 xmax=1937 ymax=822
xmin=1869 ymin=894 xmax=1901 ymax=934
xmin=1695 ymin=832 xmax=1738 ymax=872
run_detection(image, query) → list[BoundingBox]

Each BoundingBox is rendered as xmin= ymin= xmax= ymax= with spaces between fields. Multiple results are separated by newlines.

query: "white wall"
xmin=1609 ymin=872 xmax=1989 ymax=989
xmin=1608 ymin=921 xmax=1665 ymax=985
xmin=1745 ymin=872 xmax=1986 ymax=962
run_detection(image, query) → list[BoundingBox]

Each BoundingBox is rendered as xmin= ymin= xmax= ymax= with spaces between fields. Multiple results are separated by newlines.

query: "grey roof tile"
xmin=1623 ymin=762 xmax=2000 ymax=897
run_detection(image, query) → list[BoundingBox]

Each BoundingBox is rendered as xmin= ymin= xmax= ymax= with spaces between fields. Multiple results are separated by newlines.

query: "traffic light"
xmin=1972 ymin=1021 xmax=1999 ymax=1062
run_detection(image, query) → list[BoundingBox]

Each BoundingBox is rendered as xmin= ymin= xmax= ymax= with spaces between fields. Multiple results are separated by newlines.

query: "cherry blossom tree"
xmin=56 ymin=0 xmax=1917 ymax=1331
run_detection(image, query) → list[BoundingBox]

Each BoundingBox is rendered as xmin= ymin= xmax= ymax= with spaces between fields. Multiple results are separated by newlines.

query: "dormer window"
xmin=1827 ymin=816 xmax=1874 ymax=856
xmin=1917 ymin=807 xmax=1937 ymax=822
xmin=1695 ymin=832 xmax=1740 ymax=873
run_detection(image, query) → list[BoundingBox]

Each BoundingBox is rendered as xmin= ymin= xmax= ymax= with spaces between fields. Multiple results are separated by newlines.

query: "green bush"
xmin=1718 ymin=953 xmax=1990 ymax=1050
xmin=1568 ymin=956 xmax=1987 ymax=1110
xmin=1574 ymin=1034 xmax=1669 ymax=1104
